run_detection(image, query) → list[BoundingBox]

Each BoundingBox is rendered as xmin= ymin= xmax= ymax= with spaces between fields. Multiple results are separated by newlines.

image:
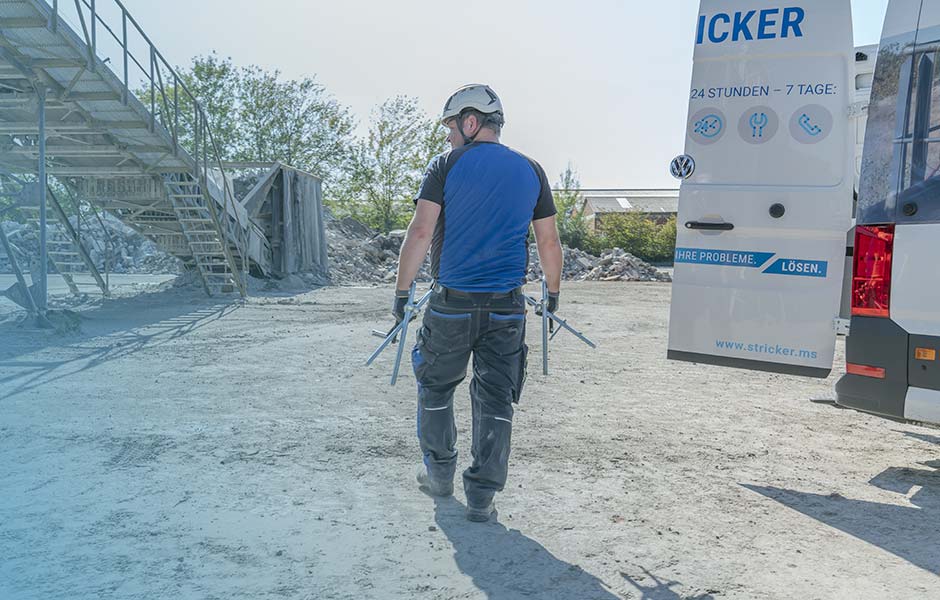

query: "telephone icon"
xmin=798 ymin=113 xmax=822 ymax=136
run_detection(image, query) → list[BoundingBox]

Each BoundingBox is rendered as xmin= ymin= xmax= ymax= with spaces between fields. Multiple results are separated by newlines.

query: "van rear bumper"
xmin=835 ymin=374 xmax=907 ymax=420
xmin=834 ymin=316 xmax=909 ymax=420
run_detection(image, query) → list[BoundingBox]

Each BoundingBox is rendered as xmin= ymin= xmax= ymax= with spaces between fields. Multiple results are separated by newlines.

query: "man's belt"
xmin=432 ymin=283 xmax=523 ymax=300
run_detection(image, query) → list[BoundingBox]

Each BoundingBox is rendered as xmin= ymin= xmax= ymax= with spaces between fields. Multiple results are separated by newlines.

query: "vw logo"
xmin=670 ymin=154 xmax=695 ymax=180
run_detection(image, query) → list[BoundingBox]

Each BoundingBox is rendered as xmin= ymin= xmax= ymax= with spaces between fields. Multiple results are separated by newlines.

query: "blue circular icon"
xmin=689 ymin=108 xmax=726 ymax=145
xmin=737 ymin=106 xmax=779 ymax=144
xmin=696 ymin=114 xmax=723 ymax=137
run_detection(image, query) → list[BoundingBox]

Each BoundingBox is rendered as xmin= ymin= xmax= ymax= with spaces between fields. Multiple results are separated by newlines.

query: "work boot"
xmin=416 ymin=468 xmax=454 ymax=497
xmin=466 ymin=499 xmax=496 ymax=522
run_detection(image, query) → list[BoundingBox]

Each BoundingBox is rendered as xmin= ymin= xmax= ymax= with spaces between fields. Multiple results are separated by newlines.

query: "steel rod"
xmin=90 ymin=0 xmax=96 ymax=57
xmin=121 ymin=10 xmax=127 ymax=104
xmin=0 ymin=220 xmax=39 ymax=315
xmin=149 ymin=48 xmax=154 ymax=131
xmin=173 ymin=73 xmax=179 ymax=152
xmin=37 ymin=86 xmax=47 ymax=316
xmin=365 ymin=287 xmax=433 ymax=384
xmin=390 ymin=284 xmax=417 ymax=386
xmin=541 ymin=278 xmax=549 ymax=375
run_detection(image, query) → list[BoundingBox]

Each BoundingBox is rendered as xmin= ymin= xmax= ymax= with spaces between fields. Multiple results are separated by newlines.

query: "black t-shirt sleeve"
xmin=415 ymin=154 xmax=447 ymax=205
xmin=531 ymin=160 xmax=557 ymax=220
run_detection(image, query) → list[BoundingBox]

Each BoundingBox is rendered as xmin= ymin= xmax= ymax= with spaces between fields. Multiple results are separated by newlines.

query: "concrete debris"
xmin=3 ymin=209 xmax=670 ymax=286
xmin=325 ymin=214 xmax=432 ymax=285
xmin=324 ymin=213 xmax=671 ymax=285
xmin=527 ymin=245 xmax=672 ymax=283
xmin=1 ymin=215 xmax=182 ymax=275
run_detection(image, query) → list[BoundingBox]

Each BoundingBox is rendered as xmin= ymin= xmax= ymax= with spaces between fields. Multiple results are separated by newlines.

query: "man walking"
xmin=393 ymin=84 xmax=563 ymax=522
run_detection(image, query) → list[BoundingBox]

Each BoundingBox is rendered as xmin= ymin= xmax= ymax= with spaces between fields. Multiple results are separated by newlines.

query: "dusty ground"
xmin=1 ymin=281 xmax=938 ymax=599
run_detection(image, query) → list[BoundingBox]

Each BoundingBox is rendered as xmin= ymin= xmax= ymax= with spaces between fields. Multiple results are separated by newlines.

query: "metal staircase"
xmin=0 ymin=0 xmax=273 ymax=305
xmin=22 ymin=206 xmax=85 ymax=296
xmin=0 ymin=171 xmax=109 ymax=298
xmin=165 ymin=174 xmax=243 ymax=295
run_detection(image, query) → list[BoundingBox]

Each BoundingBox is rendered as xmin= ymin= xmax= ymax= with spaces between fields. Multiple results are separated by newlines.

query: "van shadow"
xmin=898 ymin=430 xmax=940 ymax=447
xmin=0 ymin=286 xmax=242 ymax=400
xmin=743 ymin=462 xmax=940 ymax=575
xmin=431 ymin=496 xmax=622 ymax=599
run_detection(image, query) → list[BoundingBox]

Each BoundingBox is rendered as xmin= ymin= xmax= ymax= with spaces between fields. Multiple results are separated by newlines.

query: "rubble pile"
xmin=325 ymin=214 xmax=431 ymax=285
xmin=325 ymin=213 xmax=671 ymax=285
xmin=0 ymin=215 xmax=182 ymax=275
xmin=2 ymin=209 xmax=671 ymax=285
xmin=527 ymin=245 xmax=671 ymax=283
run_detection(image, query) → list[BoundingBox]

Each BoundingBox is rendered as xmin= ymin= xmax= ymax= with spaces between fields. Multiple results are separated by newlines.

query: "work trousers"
xmin=412 ymin=286 xmax=528 ymax=508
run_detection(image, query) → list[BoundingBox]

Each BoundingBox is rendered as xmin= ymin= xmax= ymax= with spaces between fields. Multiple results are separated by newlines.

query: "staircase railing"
xmin=47 ymin=0 xmax=248 ymax=296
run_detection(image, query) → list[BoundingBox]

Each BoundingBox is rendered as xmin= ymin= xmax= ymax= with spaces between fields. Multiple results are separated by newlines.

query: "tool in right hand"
xmin=524 ymin=277 xmax=596 ymax=375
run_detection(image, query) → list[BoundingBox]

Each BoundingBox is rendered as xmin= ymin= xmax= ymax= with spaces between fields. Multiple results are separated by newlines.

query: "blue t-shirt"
xmin=415 ymin=142 xmax=556 ymax=293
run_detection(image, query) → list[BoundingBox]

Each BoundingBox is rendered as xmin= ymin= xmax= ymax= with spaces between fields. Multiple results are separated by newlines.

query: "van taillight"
xmin=851 ymin=225 xmax=894 ymax=318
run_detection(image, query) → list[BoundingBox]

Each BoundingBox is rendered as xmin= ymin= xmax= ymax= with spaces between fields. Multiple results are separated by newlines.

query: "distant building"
xmin=573 ymin=189 xmax=679 ymax=231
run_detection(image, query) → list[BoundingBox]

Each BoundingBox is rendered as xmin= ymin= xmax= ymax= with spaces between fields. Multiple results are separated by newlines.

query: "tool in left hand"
xmin=365 ymin=282 xmax=433 ymax=385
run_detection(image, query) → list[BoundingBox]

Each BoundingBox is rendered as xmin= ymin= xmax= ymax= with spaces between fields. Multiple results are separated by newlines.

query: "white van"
xmin=668 ymin=0 xmax=940 ymax=428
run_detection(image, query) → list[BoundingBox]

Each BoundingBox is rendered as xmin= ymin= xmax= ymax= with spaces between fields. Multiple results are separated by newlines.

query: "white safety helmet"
xmin=440 ymin=84 xmax=505 ymax=126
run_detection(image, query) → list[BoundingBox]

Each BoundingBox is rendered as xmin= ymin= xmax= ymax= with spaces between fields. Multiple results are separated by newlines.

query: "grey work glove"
xmin=536 ymin=291 xmax=560 ymax=316
xmin=547 ymin=291 xmax=559 ymax=315
xmin=392 ymin=289 xmax=410 ymax=324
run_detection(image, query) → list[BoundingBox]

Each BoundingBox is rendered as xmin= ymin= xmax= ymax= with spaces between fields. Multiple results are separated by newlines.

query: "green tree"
xmin=653 ymin=215 xmax=677 ymax=263
xmin=138 ymin=57 xmax=356 ymax=188
xmin=599 ymin=212 xmax=677 ymax=263
xmin=182 ymin=53 xmax=240 ymax=159
xmin=135 ymin=53 xmax=239 ymax=160
xmin=235 ymin=66 xmax=355 ymax=183
xmin=553 ymin=163 xmax=593 ymax=251
xmin=331 ymin=96 xmax=446 ymax=233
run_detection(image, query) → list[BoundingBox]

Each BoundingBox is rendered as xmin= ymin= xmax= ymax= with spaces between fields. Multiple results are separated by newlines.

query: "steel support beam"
xmin=37 ymin=85 xmax=47 ymax=316
xmin=1 ymin=18 xmax=48 ymax=28
xmin=0 ymin=121 xmax=149 ymax=134
xmin=47 ymin=166 xmax=190 ymax=175
xmin=4 ymin=144 xmax=168 ymax=156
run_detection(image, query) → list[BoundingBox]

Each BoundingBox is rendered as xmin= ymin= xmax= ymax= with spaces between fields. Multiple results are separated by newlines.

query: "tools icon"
xmin=738 ymin=106 xmax=778 ymax=144
xmin=749 ymin=112 xmax=769 ymax=138
xmin=798 ymin=113 xmax=823 ymax=136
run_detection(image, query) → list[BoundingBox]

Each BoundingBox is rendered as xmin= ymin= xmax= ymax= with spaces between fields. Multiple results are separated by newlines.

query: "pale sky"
xmin=110 ymin=0 xmax=890 ymax=189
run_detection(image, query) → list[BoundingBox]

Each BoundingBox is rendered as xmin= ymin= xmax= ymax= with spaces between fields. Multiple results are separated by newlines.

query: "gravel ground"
xmin=1 ymin=281 xmax=938 ymax=599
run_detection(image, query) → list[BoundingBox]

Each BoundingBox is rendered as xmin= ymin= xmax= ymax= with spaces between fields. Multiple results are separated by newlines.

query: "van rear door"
xmin=667 ymin=0 xmax=854 ymax=377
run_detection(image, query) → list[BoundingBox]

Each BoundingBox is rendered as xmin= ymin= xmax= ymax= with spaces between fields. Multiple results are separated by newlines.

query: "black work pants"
xmin=411 ymin=287 xmax=528 ymax=508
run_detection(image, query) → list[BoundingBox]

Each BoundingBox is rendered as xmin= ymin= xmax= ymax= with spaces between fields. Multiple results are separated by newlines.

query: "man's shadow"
xmin=432 ymin=496 xmax=621 ymax=599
